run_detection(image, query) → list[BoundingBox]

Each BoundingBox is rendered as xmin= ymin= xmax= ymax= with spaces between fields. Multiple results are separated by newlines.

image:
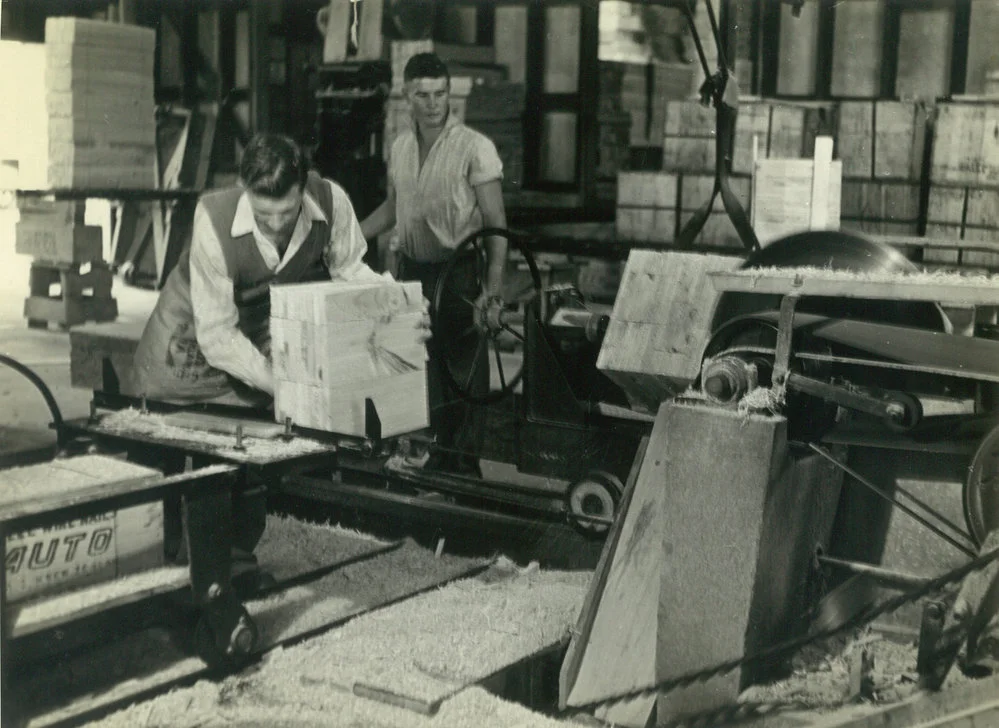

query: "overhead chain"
xmin=580 ymin=545 xmax=999 ymax=724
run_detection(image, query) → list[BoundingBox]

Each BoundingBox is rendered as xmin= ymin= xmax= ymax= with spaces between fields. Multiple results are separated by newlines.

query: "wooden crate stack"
xmin=466 ymin=81 xmax=526 ymax=193
xmin=663 ymin=100 xmax=717 ymax=175
xmin=44 ymin=18 xmax=156 ymax=189
xmin=16 ymin=198 xmax=117 ymax=329
xmin=926 ymin=102 xmax=999 ymax=268
xmin=836 ymin=101 xmax=927 ymax=236
xmin=270 ymin=280 xmax=428 ymax=438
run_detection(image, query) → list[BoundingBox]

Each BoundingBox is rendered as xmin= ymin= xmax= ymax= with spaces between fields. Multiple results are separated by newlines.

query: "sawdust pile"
xmin=737 ymin=386 xmax=783 ymax=416
xmin=94 ymin=682 xmax=572 ymax=728
xmin=90 ymin=560 xmax=590 ymax=728
xmin=741 ymin=266 xmax=999 ymax=287
xmin=255 ymin=514 xmax=389 ymax=581
xmin=739 ymin=629 xmax=975 ymax=710
xmin=97 ymin=409 xmax=331 ymax=461
xmin=257 ymin=559 xmax=589 ymax=705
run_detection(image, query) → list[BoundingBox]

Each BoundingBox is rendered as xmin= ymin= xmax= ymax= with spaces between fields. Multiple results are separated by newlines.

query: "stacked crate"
xmin=926 ymin=102 xmax=999 ymax=267
xmin=44 ymin=18 xmax=156 ymax=189
xmin=595 ymin=62 xmax=634 ymax=203
xmin=730 ymin=99 xmax=836 ymax=175
xmin=465 ymin=82 xmax=526 ymax=193
xmin=17 ymin=198 xmax=116 ymax=329
xmin=836 ymin=101 xmax=927 ymax=236
xmin=615 ymin=171 xmax=677 ymax=243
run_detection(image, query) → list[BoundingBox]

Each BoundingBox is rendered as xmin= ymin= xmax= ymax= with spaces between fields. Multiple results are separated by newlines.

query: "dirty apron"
xmin=128 ymin=173 xmax=334 ymax=403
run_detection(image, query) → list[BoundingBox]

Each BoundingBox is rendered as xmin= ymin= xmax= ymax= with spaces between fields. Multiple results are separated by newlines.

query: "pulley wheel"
xmin=964 ymin=423 xmax=999 ymax=546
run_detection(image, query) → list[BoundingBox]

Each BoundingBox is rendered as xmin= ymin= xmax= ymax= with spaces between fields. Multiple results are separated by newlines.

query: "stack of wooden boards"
xmin=270 ymin=279 xmax=428 ymax=438
xmin=17 ymin=199 xmax=117 ymax=328
xmin=44 ymin=17 xmax=156 ymax=189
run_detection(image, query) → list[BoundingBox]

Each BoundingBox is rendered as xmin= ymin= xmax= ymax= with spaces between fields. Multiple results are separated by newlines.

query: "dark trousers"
xmin=399 ymin=255 xmax=487 ymax=457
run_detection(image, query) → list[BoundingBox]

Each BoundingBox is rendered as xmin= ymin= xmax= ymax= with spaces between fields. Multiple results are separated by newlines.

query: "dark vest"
xmin=129 ymin=173 xmax=334 ymax=401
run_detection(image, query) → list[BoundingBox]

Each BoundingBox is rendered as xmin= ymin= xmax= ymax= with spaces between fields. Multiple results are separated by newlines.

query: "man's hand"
xmin=416 ymin=297 xmax=433 ymax=345
xmin=474 ymin=290 xmax=504 ymax=333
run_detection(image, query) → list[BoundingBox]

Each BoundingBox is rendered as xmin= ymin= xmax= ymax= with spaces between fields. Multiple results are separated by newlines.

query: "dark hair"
xmin=403 ymin=52 xmax=450 ymax=84
xmin=239 ymin=133 xmax=308 ymax=197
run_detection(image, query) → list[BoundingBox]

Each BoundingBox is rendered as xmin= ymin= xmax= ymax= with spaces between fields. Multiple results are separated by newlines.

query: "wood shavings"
xmin=255 ymin=514 xmax=389 ymax=581
xmin=738 ymin=386 xmax=783 ymax=417
xmin=741 ymin=265 xmax=999 ymax=287
xmin=96 ymin=409 xmax=332 ymax=462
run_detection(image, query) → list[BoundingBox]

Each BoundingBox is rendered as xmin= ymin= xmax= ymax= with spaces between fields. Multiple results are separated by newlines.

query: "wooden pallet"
xmin=24 ymin=260 xmax=117 ymax=329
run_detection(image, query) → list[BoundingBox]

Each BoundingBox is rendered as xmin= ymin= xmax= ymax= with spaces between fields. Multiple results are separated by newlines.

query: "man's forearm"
xmin=484 ymin=235 xmax=507 ymax=296
xmin=360 ymin=200 xmax=395 ymax=241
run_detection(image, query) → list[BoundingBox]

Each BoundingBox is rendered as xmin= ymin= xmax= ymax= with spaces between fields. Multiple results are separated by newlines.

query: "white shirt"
xmin=189 ymin=179 xmax=388 ymax=394
xmin=389 ymin=113 xmax=504 ymax=263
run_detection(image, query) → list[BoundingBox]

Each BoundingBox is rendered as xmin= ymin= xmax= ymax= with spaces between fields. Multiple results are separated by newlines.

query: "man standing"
xmin=129 ymin=133 xmax=388 ymax=593
xmin=361 ymin=53 xmax=508 ymax=474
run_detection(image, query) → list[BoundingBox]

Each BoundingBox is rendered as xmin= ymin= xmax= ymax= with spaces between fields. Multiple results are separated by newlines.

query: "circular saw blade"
xmin=711 ymin=230 xmax=946 ymax=333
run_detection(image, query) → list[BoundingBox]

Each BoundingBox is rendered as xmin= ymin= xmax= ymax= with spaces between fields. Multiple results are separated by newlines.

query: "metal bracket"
xmin=771 ymin=294 xmax=800 ymax=402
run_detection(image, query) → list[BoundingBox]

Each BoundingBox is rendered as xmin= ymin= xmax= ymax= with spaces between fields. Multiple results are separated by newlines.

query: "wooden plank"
xmin=616 ymin=172 xmax=676 ymax=208
xmin=837 ymin=102 xmax=874 ymax=178
xmin=662 ymin=137 xmax=715 ymax=174
xmin=768 ymin=104 xmax=807 ymax=159
xmin=708 ymin=269 xmax=999 ymax=305
xmin=15 ymin=221 xmax=102 ymax=265
xmin=559 ymin=436 xmax=649 ymax=708
xmin=810 ymin=136 xmax=834 ymax=229
xmin=830 ymin=0 xmax=883 ymax=97
xmin=8 ymin=566 xmax=188 ymax=638
xmin=158 ymin=411 xmax=285 ymax=439
xmin=932 ymin=103 xmax=999 ymax=187
xmin=356 ymin=0 xmax=383 ymax=61
xmin=596 ymin=251 xmax=740 ymax=412
xmin=564 ymin=409 xmax=673 ymax=714
xmin=965 ymin=187 xmax=999 ymax=227
xmin=663 ymin=100 xmax=716 ymax=138
xmin=928 ymin=185 xmax=968 ymax=224
xmin=874 ymin=101 xmax=926 ymax=181
xmin=0 ymin=456 xmax=161 ymax=521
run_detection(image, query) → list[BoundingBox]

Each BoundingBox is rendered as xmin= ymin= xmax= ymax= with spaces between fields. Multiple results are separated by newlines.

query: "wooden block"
xmin=768 ymin=104 xmax=807 ymax=159
xmin=44 ymin=17 xmax=156 ymax=52
xmin=48 ymin=142 xmax=156 ymax=171
xmin=965 ymin=188 xmax=999 ymax=227
xmin=927 ymin=186 xmax=967 ymax=224
xmin=931 ymin=103 xmax=999 ymax=186
xmin=46 ymin=42 xmax=154 ymax=77
xmin=48 ymin=117 xmax=155 ymax=147
xmin=733 ymin=102 xmax=772 ymax=175
xmin=663 ymin=100 xmax=715 ymax=137
xmin=841 ymin=181 xmax=920 ymax=224
xmin=875 ymin=101 xmax=926 ymax=181
xmin=752 ymin=157 xmax=843 ymax=244
xmin=44 ymin=66 xmax=154 ymax=94
xmin=1 ymin=454 xmax=163 ymax=602
xmin=837 ymin=101 xmax=875 ymax=178
xmin=655 ymin=403 xmax=842 ymax=719
xmin=271 ymin=280 xmax=428 ymax=437
xmin=24 ymin=295 xmax=118 ymax=328
xmin=46 ymin=90 xmax=154 ymax=120
xmin=596 ymin=251 xmax=740 ymax=412
xmin=662 ymin=137 xmax=715 ymax=174
xmin=15 ymin=221 xmax=101 ymax=266
xmin=617 ymin=172 xmax=677 ymax=208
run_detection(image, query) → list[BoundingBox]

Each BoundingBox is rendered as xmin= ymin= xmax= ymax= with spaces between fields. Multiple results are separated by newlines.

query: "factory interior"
xmin=2 ymin=0 xmax=999 ymax=726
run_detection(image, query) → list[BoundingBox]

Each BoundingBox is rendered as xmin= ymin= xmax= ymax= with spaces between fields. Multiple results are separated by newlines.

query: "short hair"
xmin=403 ymin=53 xmax=450 ymax=84
xmin=239 ymin=133 xmax=308 ymax=197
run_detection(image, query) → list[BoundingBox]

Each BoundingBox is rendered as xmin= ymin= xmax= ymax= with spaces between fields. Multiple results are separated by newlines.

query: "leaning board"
xmin=270 ymin=279 xmax=428 ymax=438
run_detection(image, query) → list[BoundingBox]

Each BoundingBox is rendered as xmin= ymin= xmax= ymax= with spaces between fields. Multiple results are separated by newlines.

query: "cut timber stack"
xmin=44 ymin=18 xmax=156 ymax=189
xmin=615 ymin=171 xmax=676 ymax=243
xmin=836 ymin=101 xmax=927 ymax=236
xmin=926 ymin=102 xmax=999 ymax=268
xmin=596 ymin=250 xmax=739 ymax=412
xmin=731 ymin=99 xmax=835 ymax=175
xmin=662 ymin=100 xmax=716 ymax=174
xmin=270 ymin=280 xmax=428 ymax=438
xmin=614 ymin=171 xmax=750 ymax=248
